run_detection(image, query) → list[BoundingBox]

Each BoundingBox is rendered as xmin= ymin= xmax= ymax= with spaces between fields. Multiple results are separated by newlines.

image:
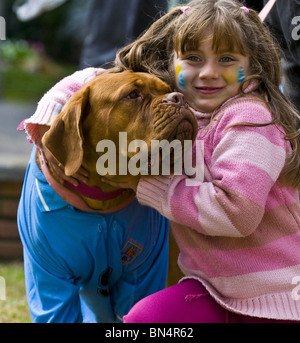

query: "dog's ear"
xmin=42 ymin=86 xmax=90 ymax=176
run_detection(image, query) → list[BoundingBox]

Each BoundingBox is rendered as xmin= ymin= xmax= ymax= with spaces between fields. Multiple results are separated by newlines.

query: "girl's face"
xmin=173 ymin=37 xmax=250 ymax=113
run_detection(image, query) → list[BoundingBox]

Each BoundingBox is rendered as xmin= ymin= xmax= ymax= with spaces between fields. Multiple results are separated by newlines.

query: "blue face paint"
xmin=238 ymin=66 xmax=246 ymax=83
xmin=179 ymin=73 xmax=186 ymax=87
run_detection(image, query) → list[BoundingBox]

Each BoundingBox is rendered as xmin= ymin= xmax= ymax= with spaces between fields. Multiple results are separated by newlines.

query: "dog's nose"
xmin=163 ymin=92 xmax=186 ymax=107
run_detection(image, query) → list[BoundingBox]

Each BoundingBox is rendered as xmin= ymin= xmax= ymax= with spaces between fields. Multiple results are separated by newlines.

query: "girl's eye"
xmin=187 ymin=55 xmax=201 ymax=62
xmin=126 ymin=90 xmax=140 ymax=99
xmin=220 ymin=56 xmax=234 ymax=63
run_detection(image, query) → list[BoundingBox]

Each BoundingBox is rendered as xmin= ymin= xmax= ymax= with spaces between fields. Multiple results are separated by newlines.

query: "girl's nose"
xmin=199 ymin=61 xmax=219 ymax=79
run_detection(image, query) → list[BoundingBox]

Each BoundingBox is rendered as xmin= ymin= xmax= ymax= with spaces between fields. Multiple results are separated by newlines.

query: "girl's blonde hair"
xmin=114 ymin=0 xmax=300 ymax=189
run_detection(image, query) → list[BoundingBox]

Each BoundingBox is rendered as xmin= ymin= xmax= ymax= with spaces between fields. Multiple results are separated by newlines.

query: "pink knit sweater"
xmin=137 ymin=94 xmax=300 ymax=320
xmin=22 ymin=68 xmax=300 ymax=320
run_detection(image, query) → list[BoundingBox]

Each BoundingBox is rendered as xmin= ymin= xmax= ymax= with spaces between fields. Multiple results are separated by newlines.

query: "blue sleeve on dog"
xmin=17 ymin=147 xmax=169 ymax=323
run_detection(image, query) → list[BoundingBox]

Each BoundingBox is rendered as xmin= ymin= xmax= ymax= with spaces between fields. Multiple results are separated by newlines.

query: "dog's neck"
xmin=75 ymin=146 xmax=135 ymax=211
xmin=68 ymin=166 xmax=135 ymax=211
xmin=36 ymin=149 xmax=135 ymax=213
xmin=65 ymin=181 xmax=125 ymax=202
xmin=67 ymin=181 xmax=135 ymax=211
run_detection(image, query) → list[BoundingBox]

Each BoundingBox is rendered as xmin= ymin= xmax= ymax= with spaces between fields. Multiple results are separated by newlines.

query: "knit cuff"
xmin=23 ymin=101 xmax=62 ymax=146
xmin=136 ymin=175 xmax=176 ymax=218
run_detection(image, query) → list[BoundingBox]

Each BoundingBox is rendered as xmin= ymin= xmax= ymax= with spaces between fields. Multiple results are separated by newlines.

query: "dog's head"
xmin=43 ymin=71 xmax=198 ymax=176
xmin=42 ymin=71 xmax=198 ymax=209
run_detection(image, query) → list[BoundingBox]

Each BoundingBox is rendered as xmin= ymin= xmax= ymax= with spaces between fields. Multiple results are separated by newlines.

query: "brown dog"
xmin=40 ymin=71 xmax=197 ymax=285
xmin=41 ymin=71 xmax=197 ymax=210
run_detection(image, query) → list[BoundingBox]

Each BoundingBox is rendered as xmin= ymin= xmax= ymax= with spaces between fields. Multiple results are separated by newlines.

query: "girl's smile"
xmin=174 ymin=37 xmax=250 ymax=113
xmin=195 ymin=86 xmax=224 ymax=95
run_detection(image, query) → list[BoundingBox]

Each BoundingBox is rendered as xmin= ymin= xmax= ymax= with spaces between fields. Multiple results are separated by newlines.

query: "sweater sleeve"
xmin=22 ymin=67 xmax=105 ymax=146
xmin=136 ymin=99 xmax=288 ymax=238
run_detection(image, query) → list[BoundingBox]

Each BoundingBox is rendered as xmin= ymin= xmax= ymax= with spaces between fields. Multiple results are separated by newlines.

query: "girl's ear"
xmin=42 ymin=86 xmax=90 ymax=176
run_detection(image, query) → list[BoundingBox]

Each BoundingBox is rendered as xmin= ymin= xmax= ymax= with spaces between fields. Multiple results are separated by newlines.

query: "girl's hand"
xmin=38 ymin=125 xmax=89 ymax=186
xmin=42 ymin=145 xmax=89 ymax=187
xmin=101 ymin=176 xmax=139 ymax=192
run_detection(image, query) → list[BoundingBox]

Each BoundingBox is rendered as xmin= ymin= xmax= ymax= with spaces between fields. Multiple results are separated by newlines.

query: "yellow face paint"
xmin=175 ymin=65 xmax=186 ymax=88
xmin=223 ymin=67 xmax=246 ymax=84
xmin=222 ymin=70 xmax=238 ymax=84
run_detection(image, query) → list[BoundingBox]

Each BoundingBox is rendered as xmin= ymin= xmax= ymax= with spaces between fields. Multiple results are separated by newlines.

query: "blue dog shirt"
xmin=17 ymin=147 xmax=169 ymax=323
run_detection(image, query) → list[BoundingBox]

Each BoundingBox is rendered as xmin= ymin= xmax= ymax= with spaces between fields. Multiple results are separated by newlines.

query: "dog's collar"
xmin=37 ymin=148 xmax=134 ymax=213
xmin=65 ymin=180 xmax=125 ymax=201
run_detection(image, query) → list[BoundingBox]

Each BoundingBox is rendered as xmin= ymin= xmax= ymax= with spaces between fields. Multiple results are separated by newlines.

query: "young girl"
xmin=106 ymin=0 xmax=300 ymax=322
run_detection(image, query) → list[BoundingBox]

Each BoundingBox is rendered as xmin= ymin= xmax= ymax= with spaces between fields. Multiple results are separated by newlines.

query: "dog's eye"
xmin=126 ymin=90 xmax=140 ymax=99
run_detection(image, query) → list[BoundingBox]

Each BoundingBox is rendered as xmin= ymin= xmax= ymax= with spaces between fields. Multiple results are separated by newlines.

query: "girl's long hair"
xmin=114 ymin=6 xmax=183 ymax=86
xmin=114 ymin=0 xmax=300 ymax=189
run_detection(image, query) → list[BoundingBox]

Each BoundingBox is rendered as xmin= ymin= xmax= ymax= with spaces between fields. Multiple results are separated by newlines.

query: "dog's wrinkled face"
xmin=43 ymin=71 xmax=198 ymax=180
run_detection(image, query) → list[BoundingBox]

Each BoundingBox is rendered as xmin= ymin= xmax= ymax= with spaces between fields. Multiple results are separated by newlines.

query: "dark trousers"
xmin=80 ymin=0 xmax=168 ymax=68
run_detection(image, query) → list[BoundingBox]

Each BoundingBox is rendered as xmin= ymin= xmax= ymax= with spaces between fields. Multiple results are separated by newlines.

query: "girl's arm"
xmin=136 ymin=101 xmax=289 ymax=238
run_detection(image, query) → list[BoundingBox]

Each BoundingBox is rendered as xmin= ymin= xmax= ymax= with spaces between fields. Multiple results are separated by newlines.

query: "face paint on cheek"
xmin=178 ymin=73 xmax=186 ymax=88
xmin=175 ymin=65 xmax=186 ymax=89
xmin=222 ymin=70 xmax=238 ymax=84
xmin=223 ymin=66 xmax=246 ymax=84
xmin=238 ymin=66 xmax=246 ymax=83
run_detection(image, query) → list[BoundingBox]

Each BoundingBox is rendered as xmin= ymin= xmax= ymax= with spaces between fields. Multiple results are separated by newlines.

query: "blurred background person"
xmin=13 ymin=0 xmax=68 ymax=21
xmin=13 ymin=0 xmax=169 ymax=68
xmin=79 ymin=0 xmax=168 ymax=68
xmin=243 ymin=0 xmax=263 ymax=12
xmin=264 ymin=0 xmax=300 ymax=120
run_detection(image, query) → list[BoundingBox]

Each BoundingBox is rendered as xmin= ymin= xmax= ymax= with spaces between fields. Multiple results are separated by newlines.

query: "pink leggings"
xmin=123 ymin=280 xmax=299 ymax=323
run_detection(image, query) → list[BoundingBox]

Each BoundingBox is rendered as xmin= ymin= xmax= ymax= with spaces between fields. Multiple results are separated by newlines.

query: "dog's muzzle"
xmin=153 ymin=92 xmax=198 ymax=143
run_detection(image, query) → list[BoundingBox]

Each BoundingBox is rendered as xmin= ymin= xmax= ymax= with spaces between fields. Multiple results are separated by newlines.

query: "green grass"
xmin=0 ymin=263 xmax=31 ymax=323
